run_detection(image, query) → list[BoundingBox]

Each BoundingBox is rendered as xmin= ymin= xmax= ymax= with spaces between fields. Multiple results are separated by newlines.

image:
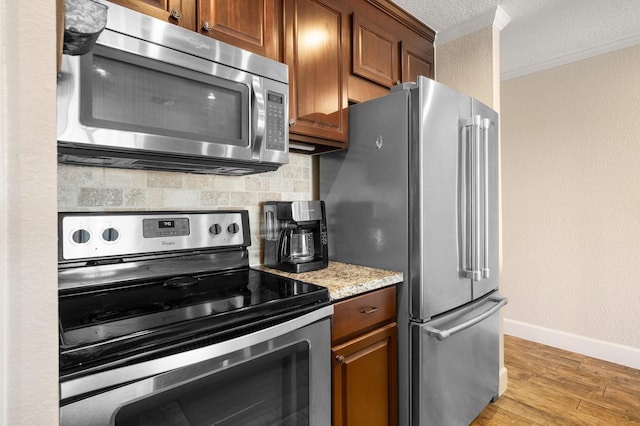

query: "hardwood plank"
xmin=527 ymin=368 xmax=607 ymax=399
xmin=504 ymin=376 xmax=581 ymax=412
xmin=577 ymin=400 xmax=640 ymax=425
xmin=471 ymin=400 xmax=541 ymax=425
xmin=471 ymin=335 xmax=640 ymax=425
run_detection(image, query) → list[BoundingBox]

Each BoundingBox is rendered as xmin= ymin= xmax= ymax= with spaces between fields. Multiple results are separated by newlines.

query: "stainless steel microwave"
xmin=57 ymin=1 xmax=288 ymax=176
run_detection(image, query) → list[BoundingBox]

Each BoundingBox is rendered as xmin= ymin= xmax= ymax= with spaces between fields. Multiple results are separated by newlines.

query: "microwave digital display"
xmin=268 ymin=93 xmax=283 ymax=104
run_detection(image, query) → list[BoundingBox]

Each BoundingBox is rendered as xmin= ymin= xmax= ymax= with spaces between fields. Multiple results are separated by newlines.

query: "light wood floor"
xmin=471 ymin=335 xmax=640 ymax=425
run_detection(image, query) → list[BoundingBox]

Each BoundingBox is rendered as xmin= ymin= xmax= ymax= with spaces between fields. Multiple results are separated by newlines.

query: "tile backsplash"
xmin=58 ymin=153 xmax=313 ymax=265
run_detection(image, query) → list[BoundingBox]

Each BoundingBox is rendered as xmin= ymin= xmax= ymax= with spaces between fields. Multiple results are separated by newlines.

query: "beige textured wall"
xmin=58 ymin=154 xmax=313 ymax=265
xmin=501 ymin=44 xmax=640 ymax=349
xmin=436 ymin=26 xmax=497 ymax=109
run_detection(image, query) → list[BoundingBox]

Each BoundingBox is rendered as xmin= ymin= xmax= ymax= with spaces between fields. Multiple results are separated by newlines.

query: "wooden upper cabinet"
xmin=284 ymin=0 xmax=349 ymax=150
xmin=401 ymin=40 xmax=434 ymax=83
xmin=347 ymin=0 xmax=435 ymax=104
xmin=109 ymin=0 xmax=197 ymax=30
xmin=197 ymin=0 xmax=281 ymax=61
xmin=352 ymin=13 xmax=399 ymax=88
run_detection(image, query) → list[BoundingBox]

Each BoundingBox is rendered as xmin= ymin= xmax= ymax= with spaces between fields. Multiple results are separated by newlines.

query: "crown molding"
xmin=493 ymin=6 xmax=511 ymax=31
xmin=435 ymin=6 xmax=511 ymax=46
xmin=501 ymin=32 xmax=640 ymax=80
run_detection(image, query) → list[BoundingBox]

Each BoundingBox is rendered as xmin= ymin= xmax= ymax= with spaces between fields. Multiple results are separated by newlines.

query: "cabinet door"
xmin=352 ymin=13 xmax=399 ymax=88
xmin=284 ymin=0 xmax=349 ymax=147
xmin=401 ymin=40 xmax=434 ymax=82
xmin=109 ymin=0 xmax=196 ymax=30
xmin=197 ymin=0 xmax=281 ymax=60
xmin=332 ymin=322 xmax=397 ymax=426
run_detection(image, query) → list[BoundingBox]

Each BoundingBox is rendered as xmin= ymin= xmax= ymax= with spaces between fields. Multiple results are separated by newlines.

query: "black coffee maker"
xmin=263 ymin=201 xmax=329 ymax=273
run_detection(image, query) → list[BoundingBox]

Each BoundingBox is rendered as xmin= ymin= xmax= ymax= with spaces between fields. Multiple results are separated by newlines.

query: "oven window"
xmin=114 ymin=342 xmax=310 ymax=426
xmin=79 ymin=45 xmax=249 ymax=147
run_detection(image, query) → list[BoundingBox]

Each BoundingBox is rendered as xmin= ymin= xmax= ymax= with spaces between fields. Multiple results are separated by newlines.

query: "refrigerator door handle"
xmin=481 ymin=118 xmax=492 ymax=279
xmin=464 ymin=116 xmax=482 ymax=281
xmin=423 ymin=296 xmax=508 ymax=341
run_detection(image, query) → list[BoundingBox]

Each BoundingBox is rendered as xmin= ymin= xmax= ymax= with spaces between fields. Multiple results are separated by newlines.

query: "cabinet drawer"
xmin=332 ymin=286 xmax=396 ymax=343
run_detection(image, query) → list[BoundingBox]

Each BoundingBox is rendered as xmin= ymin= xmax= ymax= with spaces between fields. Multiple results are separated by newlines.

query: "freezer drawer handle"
xmin=424 ymin=296 xmax=508 ymax=341
xmin=360 ymin=306 xmax=379 ymax=314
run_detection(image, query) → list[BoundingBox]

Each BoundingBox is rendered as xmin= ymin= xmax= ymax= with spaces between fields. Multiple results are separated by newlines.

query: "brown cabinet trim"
xmin=363 ymin=0 xmax=435 ymax=43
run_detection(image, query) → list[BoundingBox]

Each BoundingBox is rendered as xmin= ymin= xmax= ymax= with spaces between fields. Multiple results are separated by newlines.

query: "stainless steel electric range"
xmin=58 ymin=210 xmax=333 ymax=426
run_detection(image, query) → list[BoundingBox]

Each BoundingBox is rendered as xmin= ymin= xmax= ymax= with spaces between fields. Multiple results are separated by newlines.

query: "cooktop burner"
xmin=59 ymin=268 xmax=329 ymax=376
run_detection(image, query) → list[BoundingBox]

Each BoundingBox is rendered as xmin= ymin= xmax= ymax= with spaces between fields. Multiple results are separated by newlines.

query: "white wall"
xmin=0 ymin=1 xmax=59 ymax=425
xmin=501 ymin=44 xmax=640 ymax=368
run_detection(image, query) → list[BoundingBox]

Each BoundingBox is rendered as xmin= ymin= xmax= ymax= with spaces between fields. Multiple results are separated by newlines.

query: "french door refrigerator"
xmin=320 ymin=76 xmax=508 ymax=426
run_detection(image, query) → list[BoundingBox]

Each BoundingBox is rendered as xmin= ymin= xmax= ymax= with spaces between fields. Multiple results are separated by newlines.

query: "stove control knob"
xmin=227 ymin=223 xmax=240 ymax=234
xmin=71 ymin=229 xmax=91 ymax=244
xmin=209 ymin=223 xmax=222 ymax=236
xmin=102 ymin=227 xmax=119 ymax=242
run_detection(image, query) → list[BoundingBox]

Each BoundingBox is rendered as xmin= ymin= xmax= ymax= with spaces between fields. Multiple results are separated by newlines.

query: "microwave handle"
xmin=252 ymin=76 xmax=266 ymax=154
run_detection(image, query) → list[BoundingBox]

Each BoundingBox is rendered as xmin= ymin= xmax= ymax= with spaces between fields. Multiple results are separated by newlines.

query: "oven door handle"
xmin=60 ymin=304 xmax=334 ymax=402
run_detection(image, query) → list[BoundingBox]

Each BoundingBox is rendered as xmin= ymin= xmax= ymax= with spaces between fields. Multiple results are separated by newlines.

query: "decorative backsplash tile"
xmin=58 ymin=153 xmax=313 ymax=265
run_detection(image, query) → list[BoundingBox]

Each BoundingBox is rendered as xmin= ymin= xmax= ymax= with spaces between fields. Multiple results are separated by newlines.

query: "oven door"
xmin=60 ymin=306 xmax=332 ymax=426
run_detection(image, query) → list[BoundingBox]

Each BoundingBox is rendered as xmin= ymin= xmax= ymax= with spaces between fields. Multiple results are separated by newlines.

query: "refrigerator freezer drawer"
xmin=411 ymin=293 xmax=507 ymax=425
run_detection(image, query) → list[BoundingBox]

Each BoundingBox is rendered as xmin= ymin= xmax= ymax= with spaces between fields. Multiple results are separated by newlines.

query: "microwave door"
xmin=74 ymin=43 xmax=254 ymax=159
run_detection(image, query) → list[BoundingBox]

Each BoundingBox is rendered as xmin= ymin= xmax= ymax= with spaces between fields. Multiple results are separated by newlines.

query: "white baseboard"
xmin=504 ymin=319 xmax=640 ymax=370
xmin=498 ymin=366 xmax=508 ymax=396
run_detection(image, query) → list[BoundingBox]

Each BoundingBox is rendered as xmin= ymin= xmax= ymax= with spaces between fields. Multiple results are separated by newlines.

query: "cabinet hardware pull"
xmin=336 ymin=355 xmax=345 ymax=364
xmin=360 ymin=306 xmax=378 ymax=314
xmin=202 ymin=21 xmax=212 ymax=31
xmin=289 ymin=119 xmax=296 ymax=127
xmin=170 ymin=9 xmax=182 ymax=19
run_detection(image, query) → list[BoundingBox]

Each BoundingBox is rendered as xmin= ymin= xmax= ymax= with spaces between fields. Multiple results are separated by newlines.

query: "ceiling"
xmin=391 ymin=0 xmax=640 ymax=80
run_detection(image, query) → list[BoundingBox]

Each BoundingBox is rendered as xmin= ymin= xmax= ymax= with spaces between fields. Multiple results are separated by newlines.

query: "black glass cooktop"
xmin=59 ymin=268 xmax=329 ymax=377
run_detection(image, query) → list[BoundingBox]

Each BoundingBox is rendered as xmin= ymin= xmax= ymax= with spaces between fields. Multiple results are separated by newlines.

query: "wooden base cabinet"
xmin=331 ymin=286 xmax=398 ymax=426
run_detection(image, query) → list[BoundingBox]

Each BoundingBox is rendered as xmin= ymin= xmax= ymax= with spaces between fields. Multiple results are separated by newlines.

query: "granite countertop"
xmin=257 ymin=261 xmax=403 ymax=301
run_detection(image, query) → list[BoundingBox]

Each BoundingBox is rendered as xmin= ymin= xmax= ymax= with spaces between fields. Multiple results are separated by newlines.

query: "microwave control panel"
xmin=266 ymin=91 xmax=286 ymax=152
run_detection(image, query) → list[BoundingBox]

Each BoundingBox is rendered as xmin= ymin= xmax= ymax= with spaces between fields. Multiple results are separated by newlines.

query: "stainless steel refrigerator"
xmin=320 ymin=76 xmax=508 ymax=426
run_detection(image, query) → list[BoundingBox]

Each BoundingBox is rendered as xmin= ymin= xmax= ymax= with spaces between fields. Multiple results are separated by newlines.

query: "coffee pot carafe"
xmin=263 ymin=201 xmax=329 ymax=273
xmin=282 ymin=228 xmax=315 ymax=263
